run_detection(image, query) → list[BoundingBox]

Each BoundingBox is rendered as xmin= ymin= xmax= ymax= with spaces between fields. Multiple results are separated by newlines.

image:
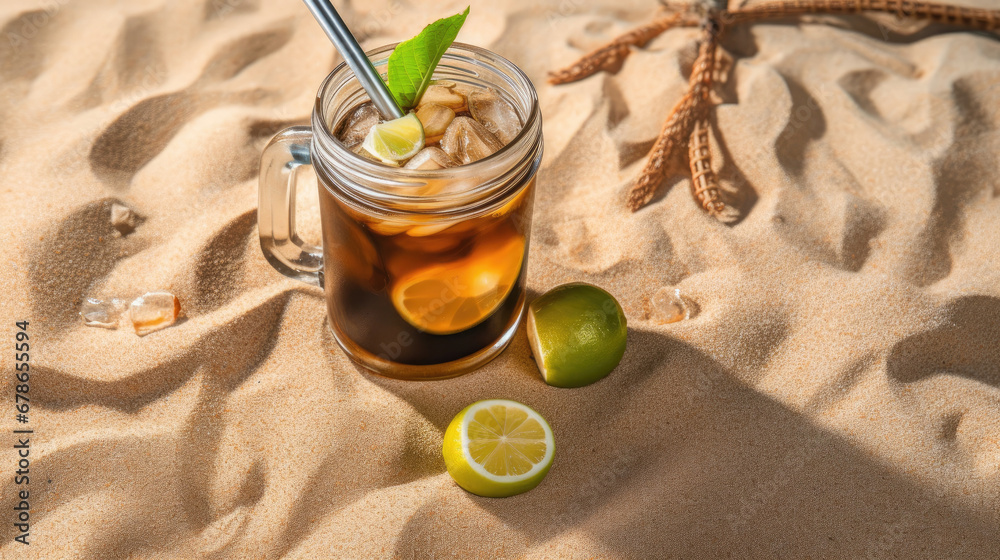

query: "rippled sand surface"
xmin=2 ymin=0 xmax=1000 ymax=557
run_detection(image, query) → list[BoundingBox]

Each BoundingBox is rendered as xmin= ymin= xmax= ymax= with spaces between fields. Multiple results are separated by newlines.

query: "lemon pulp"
xmin=467 ymin=402 xmax=548 ymax=476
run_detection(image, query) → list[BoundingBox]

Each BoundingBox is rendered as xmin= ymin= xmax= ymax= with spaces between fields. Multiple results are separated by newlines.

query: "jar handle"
xmin=257 ymin=126 xmax=324 ymax=287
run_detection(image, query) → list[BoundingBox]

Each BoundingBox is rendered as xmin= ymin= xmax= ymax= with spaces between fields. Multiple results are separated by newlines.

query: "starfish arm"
xmin=731 ymin=0 xmax=1000 ymax=30
xmin=549 ymin=13 xmax=693 ymax=85
xmin=628 ymin=24 xmax=718 ymax=211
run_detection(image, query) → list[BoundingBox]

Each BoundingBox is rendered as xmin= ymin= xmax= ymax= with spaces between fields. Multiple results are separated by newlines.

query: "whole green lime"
xmin=527 ymin=283 xmax=627 ymax=388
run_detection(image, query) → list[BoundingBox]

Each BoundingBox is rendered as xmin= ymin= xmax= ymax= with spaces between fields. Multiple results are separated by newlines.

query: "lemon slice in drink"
xmin=527 ymin=283 xmax=627 ymax=388
xmin=443 ymin=399 xmax=555 ymax=498
xmin=362 ymin=113 xmax=425 ymax=163
xmin=390 ymin=235 xmax=524 ymax=334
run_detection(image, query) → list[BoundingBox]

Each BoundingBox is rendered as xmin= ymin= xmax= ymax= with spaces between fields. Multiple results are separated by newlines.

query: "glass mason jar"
xmin=258 ymin=43 xmax=542 ymax=380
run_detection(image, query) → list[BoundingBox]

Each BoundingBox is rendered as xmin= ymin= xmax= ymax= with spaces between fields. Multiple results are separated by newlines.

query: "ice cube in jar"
xmin=440 ymin=116 xmax=504 ymax=165
xmin=468 ymin=90 xmax=521 ymax=144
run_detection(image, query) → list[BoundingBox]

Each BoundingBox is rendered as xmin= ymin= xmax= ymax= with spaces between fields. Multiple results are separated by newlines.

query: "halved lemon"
xmin=442 ymin=399 xmax=555 ymax=498
xmin=362 ymin=113 xmax=425 ymax=164
xmin=390 ymin=235 xmax=524 ymax=334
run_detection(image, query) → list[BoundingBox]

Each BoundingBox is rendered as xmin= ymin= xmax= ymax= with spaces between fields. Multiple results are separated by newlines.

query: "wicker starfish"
xmin=549 ymin=0 xmax=1000 ymax=220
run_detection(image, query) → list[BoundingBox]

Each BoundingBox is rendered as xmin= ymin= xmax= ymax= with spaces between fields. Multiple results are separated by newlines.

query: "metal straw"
xmin=301 ymin=0 xmax=404 ymax=120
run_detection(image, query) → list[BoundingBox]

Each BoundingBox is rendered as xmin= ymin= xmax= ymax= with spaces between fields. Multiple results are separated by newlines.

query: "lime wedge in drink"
xmin=442 ymin=399 xmax=555 ymax=498
xmin=527 ymin=283 xmax=627 ymax=388
xmin=362 ymin=113 xmax=425 ymax=163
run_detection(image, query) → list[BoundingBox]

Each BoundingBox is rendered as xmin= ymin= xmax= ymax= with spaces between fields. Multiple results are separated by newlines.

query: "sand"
xmin=2 ymin=0 xmax=1000 ymax=557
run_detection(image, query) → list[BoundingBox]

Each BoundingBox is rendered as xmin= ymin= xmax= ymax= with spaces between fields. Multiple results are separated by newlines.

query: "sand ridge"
xmin=2 ymin=0 xmax=1000 ymax=557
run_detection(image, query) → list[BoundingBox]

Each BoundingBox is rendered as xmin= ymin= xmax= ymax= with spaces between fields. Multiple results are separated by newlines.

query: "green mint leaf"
xmin=386 ymin=7 xmax=469 ymax=111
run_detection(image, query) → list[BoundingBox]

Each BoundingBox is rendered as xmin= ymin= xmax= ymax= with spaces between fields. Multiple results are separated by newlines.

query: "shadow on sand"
xmin=367 ymin=327 xmax=999 ymax=558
